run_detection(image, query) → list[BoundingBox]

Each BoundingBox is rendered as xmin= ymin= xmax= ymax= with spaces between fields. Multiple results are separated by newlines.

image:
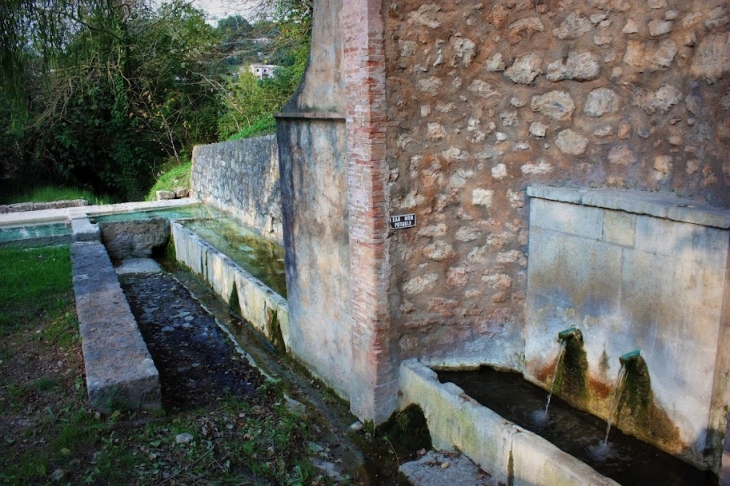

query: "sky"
xmin=190 ymin=0 xmax=257 ymax=25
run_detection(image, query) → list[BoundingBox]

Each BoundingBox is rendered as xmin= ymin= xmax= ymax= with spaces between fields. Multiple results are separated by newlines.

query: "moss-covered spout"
xmin=619 ymin=349 xmax=641 ymax=366
xmin=558 ymin=326 xmax=582 ymax=343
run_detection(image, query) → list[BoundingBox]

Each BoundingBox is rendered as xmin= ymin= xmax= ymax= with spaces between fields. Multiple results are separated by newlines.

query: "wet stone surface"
xmin=120 ymin=272 xmax=265 ymax=410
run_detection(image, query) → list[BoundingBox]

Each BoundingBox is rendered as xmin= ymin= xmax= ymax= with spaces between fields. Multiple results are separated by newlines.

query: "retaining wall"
xmin=191 ymin=135 xmax=282 ymax=243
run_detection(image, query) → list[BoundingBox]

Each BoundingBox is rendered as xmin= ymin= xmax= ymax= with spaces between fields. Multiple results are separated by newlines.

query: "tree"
xmin=0 ymin=0 xmax=225 ymax=200
xmin=215 ymin=0 xmax=312 ymax=139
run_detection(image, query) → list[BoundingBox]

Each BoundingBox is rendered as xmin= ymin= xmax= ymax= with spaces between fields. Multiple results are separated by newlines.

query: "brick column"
xmin=342 ymin=0 xmax=396 ymax=422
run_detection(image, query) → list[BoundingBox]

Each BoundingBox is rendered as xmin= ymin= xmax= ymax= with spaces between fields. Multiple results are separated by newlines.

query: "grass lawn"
xmin=0 ymin=246 xmax=320 ymax=485
xmin=8 ymin=187 xmax=111 ymax=206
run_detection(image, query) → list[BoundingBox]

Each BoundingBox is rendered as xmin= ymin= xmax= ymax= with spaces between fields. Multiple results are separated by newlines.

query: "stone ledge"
xmin=399 ymin=451 xmax=495 ymax=486
xmin=72 ymin=241 xmax=160 ymax=412
xmin=398 ymin=360 xmax=620 ymax=486
xmin=527 ymin=185 xmax=730 ymax=229
xmin=71 ymin=216 xmax=100 ymax=242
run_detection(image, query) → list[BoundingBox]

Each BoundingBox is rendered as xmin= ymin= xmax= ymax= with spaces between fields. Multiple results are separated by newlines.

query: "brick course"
xmin=343 ymin=0 xmax=397 ymax=422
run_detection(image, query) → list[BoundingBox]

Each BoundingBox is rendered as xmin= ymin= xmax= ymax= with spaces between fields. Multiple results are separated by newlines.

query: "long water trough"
xmin=0 ymin=199 xmax=288 ymax=411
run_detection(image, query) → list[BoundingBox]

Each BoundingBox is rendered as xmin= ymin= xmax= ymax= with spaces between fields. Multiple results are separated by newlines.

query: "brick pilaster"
xmin=343 ymin=0 xmax=396 ymax=422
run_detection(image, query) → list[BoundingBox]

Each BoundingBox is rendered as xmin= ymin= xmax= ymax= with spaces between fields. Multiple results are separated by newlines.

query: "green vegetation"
xmin=227 ymin=114 xmax=278 ymax=140
xmin=0 ymin=245 xmax=321 ymax=485
xmin=8 ymin=187 xmax=111 ymax=205
xmin=145 ymin=160 xmax=192 ymax=201
xmin=1 ymin=0 xmax=311 ymax=203
xmin=0 ymin=246 xmax=73 ymax=334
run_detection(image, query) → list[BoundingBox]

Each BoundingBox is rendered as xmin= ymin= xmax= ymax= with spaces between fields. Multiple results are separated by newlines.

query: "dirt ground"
xmin=119 ymin=265 xmax=429 ymax=484
xmin=1 ymin=258 xmax=428 ymax=485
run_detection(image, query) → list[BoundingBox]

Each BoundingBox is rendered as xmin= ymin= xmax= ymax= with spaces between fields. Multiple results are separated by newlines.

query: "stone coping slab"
xmin=0 ymin=198 xmax=199 ymax=228
xmin=71 ymin=217 xmax=100 ymax=242
xmin=0 ymin=199 xmax=87 ymax=214
xmin=72 ymin=241 xmax=160 ymax=412
xmin=527 ymin=185 xmax=730 ymax=229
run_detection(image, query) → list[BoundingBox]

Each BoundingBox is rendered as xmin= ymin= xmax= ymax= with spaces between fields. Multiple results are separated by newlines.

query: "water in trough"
xmin=438 ymin=367 xmax=717 ymax=486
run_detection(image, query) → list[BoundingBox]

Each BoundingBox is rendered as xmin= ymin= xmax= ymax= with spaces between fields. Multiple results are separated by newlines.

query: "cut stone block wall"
xmin=171 ymin=222 xmax=289 ymax=349
xmin=191 ymin=135 xmax=282 ymax=243
xmin=383 ymin=0 xmax=730 ymax=369
xmin=525 ymin=186 xmax=730 ymax=471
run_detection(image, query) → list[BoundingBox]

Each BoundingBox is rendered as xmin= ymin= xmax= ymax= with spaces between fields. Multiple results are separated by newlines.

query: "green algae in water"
xmin=90 ymin=204 xmax=213 ymax=223
xmin=0 ymin=222 xmax=71 ymax=245
xmin=553 ymin=336 xmax=589 ymax=405
xmin=182 ymin=218 xmax=286 ymax=297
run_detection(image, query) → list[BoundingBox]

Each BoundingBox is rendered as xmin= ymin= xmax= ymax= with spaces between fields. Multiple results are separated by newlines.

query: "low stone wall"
xmin=0 ymin=199 xmax=87 ymax=214
xmin=399 ymin=360 xmax=619 ymax=486
xmin=171 ymin=222 xmax=289 ymax=350
xmin=191 ymin=135 xmax=282 ymax=243
xmin=71 ymin=231 xmax=160 ymax=412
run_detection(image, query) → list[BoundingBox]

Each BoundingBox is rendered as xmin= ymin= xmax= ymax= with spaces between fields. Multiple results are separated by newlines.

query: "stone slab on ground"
xmin=71 ymin=241 xmax=160 ymax=412
xmin=115 ymin=258 xmax=162 ymax=275
xmin=399 ymin=451 xmax=497 ymax=486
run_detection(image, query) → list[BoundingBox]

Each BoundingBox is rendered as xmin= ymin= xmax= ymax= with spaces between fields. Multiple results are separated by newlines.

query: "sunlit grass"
xmin=9 ymin=186 xmax=111 ymax=205
xmin=145 ymin=160 xmax=192 ymax=201
xmin=0 ymin=246 xmax=73 ymax=334
xmin=226 ymin=114 xmax=276 ymax=141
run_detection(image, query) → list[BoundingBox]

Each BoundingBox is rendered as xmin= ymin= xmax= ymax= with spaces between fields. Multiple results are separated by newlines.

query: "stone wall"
xmin=191 ymin=135 xmax=282 ymax=243
xmin=384 ymin=1 xmax=730 ymax=367
xmin=524 ymin=186 xmax=730 ymax=469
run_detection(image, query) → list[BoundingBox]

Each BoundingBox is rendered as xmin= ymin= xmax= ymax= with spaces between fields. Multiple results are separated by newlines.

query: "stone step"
xmin=399 ymin=451 xmax=497 ymax=486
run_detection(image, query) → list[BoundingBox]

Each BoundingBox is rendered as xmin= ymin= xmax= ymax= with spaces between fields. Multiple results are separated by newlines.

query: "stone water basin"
xmin=179 ymin=218 xmax=286 ymax=297
xmin=398 ymin=360 xmax=718 ymax=486
xmin=88 ymin=203 xmax=214 ymax=223
xmin=438 ymin=366 xmax=717 ymax=486
xmin=90 ymin=205 xmax=286 ymax=297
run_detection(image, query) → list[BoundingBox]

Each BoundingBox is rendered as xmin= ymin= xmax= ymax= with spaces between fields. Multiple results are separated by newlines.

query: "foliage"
xmin=9 ymin=186 xmax=111 ymax=205
xmin=145 ymin=159 xmax=192 ymax=201
xmin=1 ymin=1 xmax=224 ymax=201
xmin=216 ymin=0 xmax=311 ymax=140
xmin=0 ymin=0 xmax=313 ymax=202
xmin=227 ymin=114 xmax=277 ymax=140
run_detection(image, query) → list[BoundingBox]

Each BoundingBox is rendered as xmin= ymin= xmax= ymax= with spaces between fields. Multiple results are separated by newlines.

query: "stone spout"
xmin=619 ymin=349 xmax=641 ymax=366
xmin=557 ymin=326 xmax=582 ymax=343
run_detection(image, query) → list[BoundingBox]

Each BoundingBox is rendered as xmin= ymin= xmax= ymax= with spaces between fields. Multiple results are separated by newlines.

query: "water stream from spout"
xmin=544 ymin=339 xmax=567 ymax=415
xmin=532 ymin=339 xmax=568 ymax=426
xmin=604 ymin=363 xmax=628 ymax=445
